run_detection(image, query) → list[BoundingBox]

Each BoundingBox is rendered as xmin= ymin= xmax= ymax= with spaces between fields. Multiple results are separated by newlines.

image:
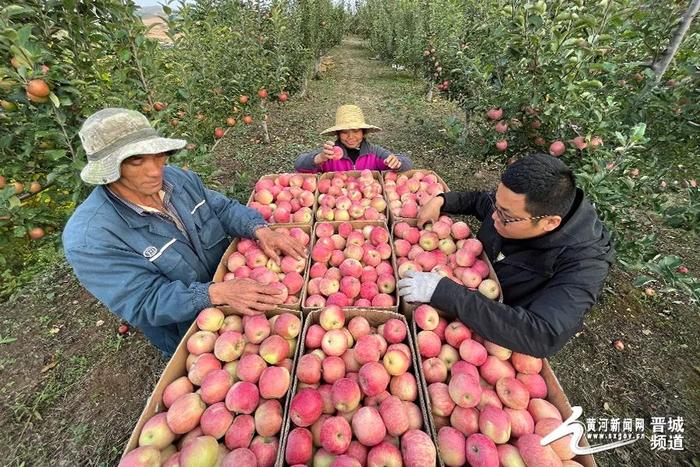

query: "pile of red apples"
xmin=249 ymin=173 xmax=317 ymax=224
xmin=316 ymin=170 xmax=388 ymax=222
xmin=414 ymin=304 xmax=578 ymax=467
xmin=121 ymin=308 xmax=302 ymax=467
xmin=394 ymin=217 xmax=500 ymax=300
xmin=383 ymin=171 xmax=445 ymax=219
xmin=285 ymin=306 xmax=437 ymax=466
xmin=305 ymin=222 xmax=397 ymax=308
xmin=222 ymin=227 xmax=311 ymax=305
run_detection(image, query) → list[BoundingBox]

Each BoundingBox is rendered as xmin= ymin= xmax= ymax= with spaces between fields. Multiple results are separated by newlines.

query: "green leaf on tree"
xmin=45 ymin=150 xmax=67 ymax=161
xmin=49 ymin=92 xmax=60 ymax=108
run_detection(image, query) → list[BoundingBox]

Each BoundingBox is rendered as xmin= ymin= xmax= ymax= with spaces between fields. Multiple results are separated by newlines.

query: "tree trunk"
xmin=651 ymin=0 xmax=700 ymax=85
xmin=260 ymin=101 xmax=270 ymax=144
xmin=261 ymin=118 xmax=271 ymax=144
xmin=463 ymin=108 xmax=470 ymax=137
xmin=313 ymin=53 xmax=323 ymax=80
xmin=425 ymin=82 xmax=433 ymax=102
xmin=299 ymin=75 xmax=309 ymax=99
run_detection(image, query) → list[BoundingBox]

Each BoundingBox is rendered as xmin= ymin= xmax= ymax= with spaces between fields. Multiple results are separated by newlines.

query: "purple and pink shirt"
xmin=294 ymin=139 xmax=414 ymax=173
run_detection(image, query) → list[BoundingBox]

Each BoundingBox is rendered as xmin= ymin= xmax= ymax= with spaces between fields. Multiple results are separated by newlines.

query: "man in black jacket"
xmin=397 ymin=153 xmax=614 ymax=357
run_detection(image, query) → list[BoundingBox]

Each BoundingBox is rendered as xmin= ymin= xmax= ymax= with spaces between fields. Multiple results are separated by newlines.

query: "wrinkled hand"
xmin=397 ymin=270 xmax=443 ymax=303
xmin=315 ymin=140 xmax=337 ymax=165
xmin=255 ymin=227 xmax=307 ymax=263
xmin=209 ymin=278 xmax=284 ymax=315
xmin=417 ymin=195 xmax=445 ymax=228
xmin=385 ymin=154 xmax=401 ymax=170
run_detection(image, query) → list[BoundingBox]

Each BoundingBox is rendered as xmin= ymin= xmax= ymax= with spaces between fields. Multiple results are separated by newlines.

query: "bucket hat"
xmin=79 ymin=108 xmax=186 ymax=185
xmin=320 ymin=105 xmax=382 ymax=136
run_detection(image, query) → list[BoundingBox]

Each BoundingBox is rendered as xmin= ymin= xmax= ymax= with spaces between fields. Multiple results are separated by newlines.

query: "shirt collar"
xmin=106 ymin=179 xmax=175 ymax=216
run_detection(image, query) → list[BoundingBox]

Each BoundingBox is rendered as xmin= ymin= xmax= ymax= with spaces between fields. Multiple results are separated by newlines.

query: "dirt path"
xmin=0 ymin=37 xmax=696 ymax=466
xmin=0 ymin=261 xmax=165 ymax=466
xmin=210 ymin=37 xmax=500 ymax=192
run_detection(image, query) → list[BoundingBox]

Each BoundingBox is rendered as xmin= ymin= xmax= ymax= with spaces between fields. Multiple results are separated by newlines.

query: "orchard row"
xmin=0 ymin=0 xmax=346 ymax=252
xmin=353 ymin=0 xmax=699 ymax=299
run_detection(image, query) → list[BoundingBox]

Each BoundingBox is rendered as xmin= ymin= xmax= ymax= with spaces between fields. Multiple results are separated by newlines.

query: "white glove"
xmin=398 ymin=270 xmax=443 ymax=303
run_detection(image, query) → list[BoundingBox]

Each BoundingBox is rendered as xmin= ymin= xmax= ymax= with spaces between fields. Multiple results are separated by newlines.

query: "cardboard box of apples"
xmin=303 ymin=221 xmax=399 ymax=313
xmin=384 ymin=170 xmax=449 ymax=223
xmin=316 ymin=170 xmax=389 ymax=222
xmin=392 ymin=217 xmax=502 ymax=301
xmin=407 ymin=304 xmax=596 ymax=467
xmin=248 ymin=173 xmax=318 ymax=225
xmin=394 ymin=215 xmax=596 ymax=466
xmin=278 ymin=306 xmax=438 ymax=466
xmin=119 ymin=306 xmax=303 ymax=466
xmin=213 ymin=224 xmax=313 ymax=311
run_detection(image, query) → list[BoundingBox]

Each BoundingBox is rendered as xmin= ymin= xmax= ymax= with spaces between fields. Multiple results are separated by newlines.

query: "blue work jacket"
xmin=63 ymin=166 xmax=266 ymax=355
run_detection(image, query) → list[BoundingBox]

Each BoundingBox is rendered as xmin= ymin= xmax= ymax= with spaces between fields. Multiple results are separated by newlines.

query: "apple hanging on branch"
xmin=25 ymin=79 xmax=50 ymax=104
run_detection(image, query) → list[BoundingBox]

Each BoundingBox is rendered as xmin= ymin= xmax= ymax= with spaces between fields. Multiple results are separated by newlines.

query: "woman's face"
xmin=339 ymin=129 xmax=364 ymax=149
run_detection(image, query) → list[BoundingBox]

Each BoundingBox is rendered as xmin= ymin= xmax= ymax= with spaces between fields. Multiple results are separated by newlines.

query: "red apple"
xmin=549 ymin=140 xmax=566 ymax=157
xmin=286 ymin=428 xmax=313 ymax=465
xmin=487 ymin=108 xmax=503 ymax=120
xmin=400 ymin=429 xmax=437 ymax=466
xmin=290 ymin=388 xmax=324 ymax=427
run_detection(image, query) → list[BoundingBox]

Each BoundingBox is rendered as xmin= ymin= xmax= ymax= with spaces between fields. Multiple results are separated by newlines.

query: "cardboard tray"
xmin=384 ymin=169 xmax=450 ymax=225
xmin=403 ymin=305 xmax=596 ymax=467
xmin=540 ymin=360 xmax=596 ymax=466
xmin=276 ymin=308 xmax=436 ymax=467
xmin=247 ymin=173 xmax=319 ymax=226
xmin=316 ymin=170 xmax=389 ymax=222
xmin=391 ymin=217 xmax=503 ymax=303
xmin=121 ymin=307 xmax=303 ymax=461
xmin=301 ymin=220 xmax=400 ymax=314
xmin=213 ymin=224 xmax=312 ymax=312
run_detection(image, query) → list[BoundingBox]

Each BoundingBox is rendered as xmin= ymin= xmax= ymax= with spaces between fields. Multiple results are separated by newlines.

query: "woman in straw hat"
xmin=295 ymin=104 xmax=414 ymax=173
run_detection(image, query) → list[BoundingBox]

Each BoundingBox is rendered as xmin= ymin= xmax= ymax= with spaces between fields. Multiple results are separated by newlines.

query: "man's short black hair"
xmin=501 ymin=153 xmax=576 ymax=218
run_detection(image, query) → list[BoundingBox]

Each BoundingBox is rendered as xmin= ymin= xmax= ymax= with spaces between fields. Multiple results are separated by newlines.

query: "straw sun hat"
xmin=320 ymin=105 xmax=382 ymax=136
xmin=79 ymin=108 xmax=186 ymax=185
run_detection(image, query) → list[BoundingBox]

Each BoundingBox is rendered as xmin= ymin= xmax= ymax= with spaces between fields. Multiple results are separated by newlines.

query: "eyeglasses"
xmin=490 ymin=195 xmax=551 ymax=226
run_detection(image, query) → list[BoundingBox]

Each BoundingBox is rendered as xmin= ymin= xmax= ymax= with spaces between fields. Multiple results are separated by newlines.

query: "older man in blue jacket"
xmin=63 ymin=108 xmax=305 ymax=356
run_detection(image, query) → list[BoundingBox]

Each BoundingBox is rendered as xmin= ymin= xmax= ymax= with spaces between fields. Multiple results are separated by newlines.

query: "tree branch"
xmin=651 ymin=0 xmax=700 ymax=85
xmin=130 ymin=38 xmax=154 ymax=107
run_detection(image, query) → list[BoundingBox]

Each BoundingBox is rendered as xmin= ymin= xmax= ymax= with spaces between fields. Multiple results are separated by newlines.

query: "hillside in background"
xmin=135 ymin=5 xmax=163 ymax=18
